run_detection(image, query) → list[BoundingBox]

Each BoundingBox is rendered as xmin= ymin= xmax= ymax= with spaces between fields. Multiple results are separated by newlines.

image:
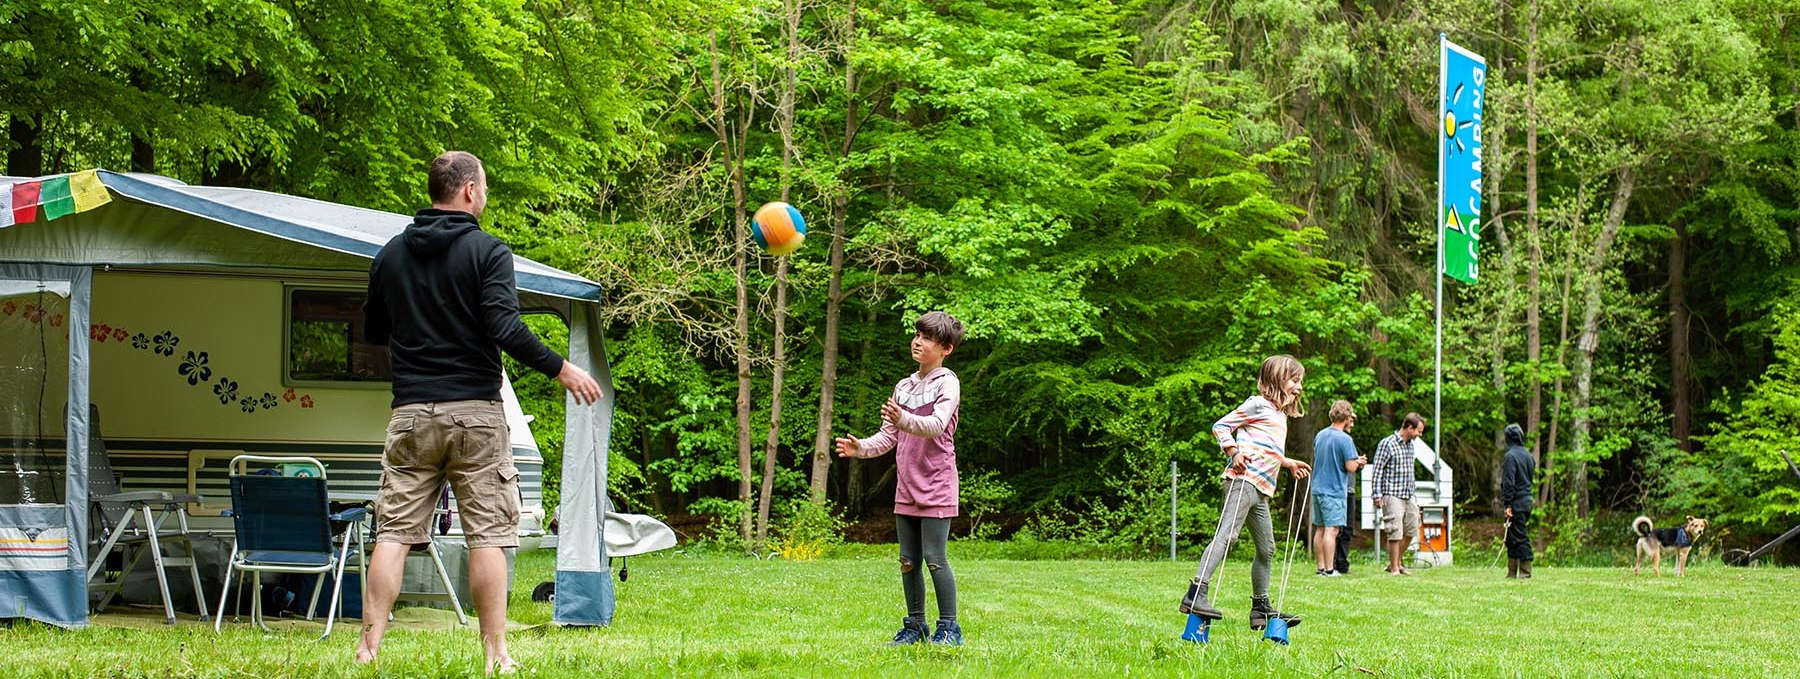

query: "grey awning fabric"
xmin=0 ymin=171 xmax=601 ymax=303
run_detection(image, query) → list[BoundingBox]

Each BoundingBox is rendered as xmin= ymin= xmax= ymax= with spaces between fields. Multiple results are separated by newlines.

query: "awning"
xmin=0 ymin=171 xmax=602 ymax=303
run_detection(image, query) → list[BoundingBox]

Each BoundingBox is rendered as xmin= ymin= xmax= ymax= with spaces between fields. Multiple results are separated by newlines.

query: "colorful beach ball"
xmin=752 ymin=201 xmax=807 ymax=256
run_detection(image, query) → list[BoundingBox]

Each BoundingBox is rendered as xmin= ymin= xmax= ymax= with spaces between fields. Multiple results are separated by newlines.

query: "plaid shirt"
xmin=1370 ymin=432 xmax=1416 ymax=500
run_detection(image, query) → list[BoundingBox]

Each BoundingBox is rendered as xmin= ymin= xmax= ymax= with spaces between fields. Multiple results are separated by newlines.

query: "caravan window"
xmin=286 ymin=288 xmax=391 ymax=383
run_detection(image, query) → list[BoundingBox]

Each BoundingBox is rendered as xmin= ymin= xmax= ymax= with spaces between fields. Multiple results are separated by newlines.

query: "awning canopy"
xmin=0 ymin=171 xmax=602 ymax=306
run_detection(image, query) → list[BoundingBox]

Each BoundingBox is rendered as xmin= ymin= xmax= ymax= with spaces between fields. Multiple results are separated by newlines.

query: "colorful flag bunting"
xmin=13 ymin=180 xmax=41 ymax=225
xmin=39 ymin=175 xmax=74 ymax=221
xmin=1 ymin=171 xmax=113 ymax=228
xmin=70 ymin=170 xmax=111 ymax=212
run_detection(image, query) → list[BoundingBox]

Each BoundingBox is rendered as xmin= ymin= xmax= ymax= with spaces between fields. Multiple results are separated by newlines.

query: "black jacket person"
xmin=1500 ymin=423 xmax=1536 ymax=577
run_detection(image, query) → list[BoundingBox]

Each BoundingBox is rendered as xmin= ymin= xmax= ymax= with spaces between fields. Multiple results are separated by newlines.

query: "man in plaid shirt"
xmin=1370 ymin=413 xmax=1426 ymax=575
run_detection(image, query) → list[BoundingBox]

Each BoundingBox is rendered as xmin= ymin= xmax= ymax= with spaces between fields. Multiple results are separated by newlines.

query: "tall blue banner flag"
xmin=1440 ymin=37 xmax=1486 ymax=284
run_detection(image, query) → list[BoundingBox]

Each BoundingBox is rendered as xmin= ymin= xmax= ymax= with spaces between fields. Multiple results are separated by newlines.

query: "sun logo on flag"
xmin=1444 ymin=82 xmax=1475 ymax=154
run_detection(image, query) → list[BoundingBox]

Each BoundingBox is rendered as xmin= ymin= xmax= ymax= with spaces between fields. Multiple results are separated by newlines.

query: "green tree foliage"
xmin=11 ymin=0 xmax=1800 ymax=555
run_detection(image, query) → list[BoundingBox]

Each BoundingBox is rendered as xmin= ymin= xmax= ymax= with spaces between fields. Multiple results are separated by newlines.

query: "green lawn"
xmin=9 ymin=548 xmax=1797 ymax=677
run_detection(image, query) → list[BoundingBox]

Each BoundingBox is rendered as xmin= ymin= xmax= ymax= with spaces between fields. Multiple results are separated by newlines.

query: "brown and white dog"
xmin=1633 ymin=515 xmax=1707 ymax=577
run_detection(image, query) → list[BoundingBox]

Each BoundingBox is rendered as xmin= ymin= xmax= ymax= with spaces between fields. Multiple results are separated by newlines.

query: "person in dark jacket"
xmin=1500 ymin=423 xmax=1536 ymax=579
xmin=354 ymin=151 xmax=601 ymax=673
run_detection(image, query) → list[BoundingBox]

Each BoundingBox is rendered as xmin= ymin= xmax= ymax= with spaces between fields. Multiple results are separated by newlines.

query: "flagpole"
xmin=1435 ymin=34 xmax=1446 ymax=479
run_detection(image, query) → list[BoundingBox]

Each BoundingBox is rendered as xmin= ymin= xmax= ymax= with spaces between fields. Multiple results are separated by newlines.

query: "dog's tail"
xmin=1633 ymin=515 xmax=1654 ymax=537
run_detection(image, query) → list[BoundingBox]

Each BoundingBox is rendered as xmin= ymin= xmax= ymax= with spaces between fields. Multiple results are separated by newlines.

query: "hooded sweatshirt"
xmin=853 ymin=367 xmax=962 ymax=518
xmin=364 ymin=209 xmax=564 ymax=407
xmin=1500 ymin=424 xmax=1535 ymax=512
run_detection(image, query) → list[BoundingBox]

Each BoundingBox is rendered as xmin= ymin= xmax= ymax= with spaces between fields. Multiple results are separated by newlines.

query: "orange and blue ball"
xmin=752 ymin=201 xmax=807 ymax=256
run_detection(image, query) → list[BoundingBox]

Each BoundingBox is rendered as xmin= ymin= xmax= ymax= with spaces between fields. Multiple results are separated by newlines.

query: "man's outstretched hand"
xmin=558 ymin=362 xmax=603 ymax=405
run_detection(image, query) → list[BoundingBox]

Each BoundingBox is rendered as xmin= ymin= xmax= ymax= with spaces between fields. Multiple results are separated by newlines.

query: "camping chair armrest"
xmin=329 ymin=507 xmax=369 ymax=522
xmin=166 ymin=493 xmax=204 ymax=504
xmin=93 ymin=490 xmax=178 ymax=504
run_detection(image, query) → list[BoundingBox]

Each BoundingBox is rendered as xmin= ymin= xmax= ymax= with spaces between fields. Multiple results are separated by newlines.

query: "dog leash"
xmin=1491 ymin=519 xmax=1512 ymax=569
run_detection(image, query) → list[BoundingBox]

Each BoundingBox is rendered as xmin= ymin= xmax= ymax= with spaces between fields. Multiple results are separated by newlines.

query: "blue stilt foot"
xmin=1180 ymin=613 xmax=1210 ymax=643
xmin=1262 ymin=617 xmax=1290 ymax=645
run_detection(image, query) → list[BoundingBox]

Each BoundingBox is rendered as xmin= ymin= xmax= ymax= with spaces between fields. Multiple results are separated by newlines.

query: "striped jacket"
xmin=1213 ymin=395 xmax=1289 ymax=497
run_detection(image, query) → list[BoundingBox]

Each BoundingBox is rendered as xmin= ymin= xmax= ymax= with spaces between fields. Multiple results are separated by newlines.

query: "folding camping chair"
xmin=213 ymin=455 xmax=366 ymax=638
xmin=84 ymin=404 xmax=211 ymax=625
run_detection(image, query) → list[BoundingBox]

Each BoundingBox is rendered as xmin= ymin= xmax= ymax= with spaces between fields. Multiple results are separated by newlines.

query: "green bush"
xmin=688 ymin=497 xmax=752 ymax=555
xmin=959 ymin=468 xmax=1017 ymax=540
xmin=775 ymin=499 xmax=847 ymax=549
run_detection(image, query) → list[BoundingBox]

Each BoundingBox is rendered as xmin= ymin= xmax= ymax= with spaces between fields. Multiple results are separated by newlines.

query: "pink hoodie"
xmin=854 ymin=367 xmax=961 ymax=518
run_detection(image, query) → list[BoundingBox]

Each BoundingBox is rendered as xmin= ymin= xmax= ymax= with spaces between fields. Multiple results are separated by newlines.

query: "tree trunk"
xmin=810 ymin=0 xmax=859 ymax=504
xmin=755 ymin=0 xmax=803 ymax=544
xmin=1543 ymin=261 xmax=1574 ymax=509
xmin=1486 ymin=34 xmax=1514 ymax=519
xmin=708 ymin=31 xmax=758 ymax=546
xmin=1525 ymin=0 xmax=1545 ymax=463
xmin=1570 ymin=169 xmax=1637 ymax=517
xmin=1669 ymin=219 xmax=1692 ymax=451
xmin=845 ymin=305 xmax=878 ymax=514
xmin=7 ymin=115 xmax=43 ymax=177
xmin=756 ymin=259 xmax=790 ymax=544
xmin=131 ymin=137 xmax=155 ymax=173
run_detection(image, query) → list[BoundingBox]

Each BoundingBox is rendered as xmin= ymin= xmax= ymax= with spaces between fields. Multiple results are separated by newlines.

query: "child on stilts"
xmin=1180 ymin=354 xmax=1311 ymax=630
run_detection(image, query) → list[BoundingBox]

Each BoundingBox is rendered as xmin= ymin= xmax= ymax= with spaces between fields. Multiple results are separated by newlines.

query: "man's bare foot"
xmin=356 ymin=625 xmax=382 ymax=664
xmin=486 ymin=657 xmax=523 ymax=675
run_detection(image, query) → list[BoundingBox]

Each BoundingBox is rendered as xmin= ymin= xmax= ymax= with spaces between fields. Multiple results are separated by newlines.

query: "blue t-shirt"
xmin=1311 ymin=427 xmax=1357 ymax=497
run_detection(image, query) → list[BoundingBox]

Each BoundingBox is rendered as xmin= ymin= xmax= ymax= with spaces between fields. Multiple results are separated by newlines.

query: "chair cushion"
xmin=240 ymin=550 xmax=333 ymax=567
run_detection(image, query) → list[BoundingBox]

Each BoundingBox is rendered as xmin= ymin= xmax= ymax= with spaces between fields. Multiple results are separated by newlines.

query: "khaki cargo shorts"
xmin=1380 ymin=496 xmax=1421 ymax=542
xmin=375 ymin=400 xmax=520 ymax=549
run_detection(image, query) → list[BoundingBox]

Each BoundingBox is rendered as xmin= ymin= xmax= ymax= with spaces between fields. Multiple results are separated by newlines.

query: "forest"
xmin=8 ymin=0 xmax=1800 ymax=559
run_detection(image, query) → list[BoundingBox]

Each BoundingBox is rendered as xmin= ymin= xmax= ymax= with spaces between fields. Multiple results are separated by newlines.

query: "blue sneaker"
xmin=928 ymin=619 xmax=963 ymax=646
xmin=888 ymin=618 xmax=930 ymax=646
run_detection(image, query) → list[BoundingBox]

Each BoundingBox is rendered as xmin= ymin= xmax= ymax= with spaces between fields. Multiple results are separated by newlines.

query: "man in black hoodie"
xmin=354 ymin=151 xmax=600 ymax=673
xmin=1500 ymin=423 xmax=1536 ymax=579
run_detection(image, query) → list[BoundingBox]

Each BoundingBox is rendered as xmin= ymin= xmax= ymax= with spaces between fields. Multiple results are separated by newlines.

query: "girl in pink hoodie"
xmin=836 ymin=311 xmax=966 ymax=646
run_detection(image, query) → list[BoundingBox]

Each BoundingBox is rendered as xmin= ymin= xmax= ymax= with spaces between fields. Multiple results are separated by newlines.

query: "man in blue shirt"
xmin=1311 ymin=400 xmax=1367 ymax=576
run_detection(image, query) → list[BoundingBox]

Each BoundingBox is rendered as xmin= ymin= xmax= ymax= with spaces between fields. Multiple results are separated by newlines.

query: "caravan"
xmin=76 ymin=269 xmax=552 ymax=543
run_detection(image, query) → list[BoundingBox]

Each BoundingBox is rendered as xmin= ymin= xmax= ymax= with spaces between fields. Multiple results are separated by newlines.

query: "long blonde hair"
xmin=1257 ymin=354 xmax=1306 ymax=417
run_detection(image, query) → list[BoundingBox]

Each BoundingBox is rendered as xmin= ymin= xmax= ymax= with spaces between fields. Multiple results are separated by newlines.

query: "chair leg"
xmin=141 ymin=506 xmax=177 ymax=625
xmin=305 ymin=572 xmax=327 ymax=621
xmin=322 ymin=528 xmax=355 ymax=639
xmin=215 ymin=543 xmax=238 ymax=633
xmin=89 ymin=514 xmax=142 ymax=613
xmin=177 ymin=509 xmax=210 ymax=622
xmin=427 ymin=539 xmax=470 ymax=626
xmin=87 ymin=516 xmax=133 ymax=584
xmin=252 ymin=571 xmax=273 ymax=632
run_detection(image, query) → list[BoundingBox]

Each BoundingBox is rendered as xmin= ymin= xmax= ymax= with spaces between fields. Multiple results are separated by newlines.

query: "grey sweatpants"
xmin=897 ymin=515 xmax=956 ymax=623
xmin=1193 ymin=478 xmax=1275 ymax=598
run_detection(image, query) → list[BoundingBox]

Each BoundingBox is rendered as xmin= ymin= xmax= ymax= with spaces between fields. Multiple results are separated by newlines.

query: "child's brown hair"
xmin=1257 ymin=354 xmax=1306 ymax=417
xmin=915 ymin=311 xmax=966 ymax=350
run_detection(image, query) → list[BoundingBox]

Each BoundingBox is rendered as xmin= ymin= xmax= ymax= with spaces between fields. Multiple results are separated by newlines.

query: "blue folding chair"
xmin=213 ymin=455 xmax=366 ymax=638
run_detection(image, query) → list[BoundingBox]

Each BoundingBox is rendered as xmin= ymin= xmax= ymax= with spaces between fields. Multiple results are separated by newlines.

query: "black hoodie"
xmin=364 ymin=209 xmax=564 ymax=407
xmin=1500 ymin=424 xmax=1535 ymax=511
